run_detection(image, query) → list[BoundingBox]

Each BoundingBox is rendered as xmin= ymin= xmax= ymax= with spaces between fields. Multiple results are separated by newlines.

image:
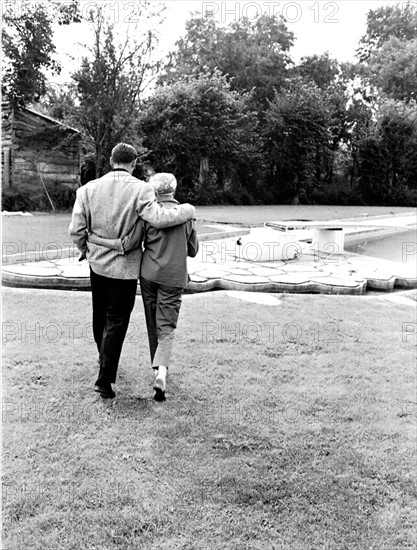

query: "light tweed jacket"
xmin=69 ymin=169 xmax=195 ymax=280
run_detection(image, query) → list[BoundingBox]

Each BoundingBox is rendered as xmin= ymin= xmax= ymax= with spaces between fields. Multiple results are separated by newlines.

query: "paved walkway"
xmin=2 ymin=213 xmax=416 ymax=295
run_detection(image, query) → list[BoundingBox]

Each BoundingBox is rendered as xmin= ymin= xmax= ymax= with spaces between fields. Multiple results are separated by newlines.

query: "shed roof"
xmin=1 ymin=101 xmax=81 ymax=134
xmin=24 ymin=107 xmax=81 ymax=134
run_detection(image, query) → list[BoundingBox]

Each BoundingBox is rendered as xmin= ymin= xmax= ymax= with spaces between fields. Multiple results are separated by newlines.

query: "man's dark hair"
xmin=111 ymin=143 xmax=138 ymax=164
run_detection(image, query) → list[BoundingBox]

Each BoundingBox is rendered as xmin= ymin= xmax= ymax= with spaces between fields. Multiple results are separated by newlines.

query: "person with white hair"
xmin=140 ymin=173 xmax=199 ymax=401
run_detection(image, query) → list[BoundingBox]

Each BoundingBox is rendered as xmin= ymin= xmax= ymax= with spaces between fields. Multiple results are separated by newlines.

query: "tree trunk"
xmin=199 ymin=156 xmax=209 ymax=185
xmin=327 ymin=161 xmax=334 ymax=186
xmin=95 ymin=143 xmax=101 ymax=179
xmin=291 ymin=173 xmax=300 ymax=204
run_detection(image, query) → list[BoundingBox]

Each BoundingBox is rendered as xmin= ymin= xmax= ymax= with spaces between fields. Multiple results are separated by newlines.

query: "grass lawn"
xmin=2 ymin=287 xmax=416 ymax=549
xmin=1 ymin=213 xmax=219 ymax=257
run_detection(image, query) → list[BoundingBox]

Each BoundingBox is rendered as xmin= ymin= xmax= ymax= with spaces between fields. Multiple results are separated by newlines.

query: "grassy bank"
xmin=2 ymin=288 xmax=416 ymax=549
xmin=196 ymin=205 xmax=415 ymax=225
xmin=1 ymin=213 xmax=219 ymax=257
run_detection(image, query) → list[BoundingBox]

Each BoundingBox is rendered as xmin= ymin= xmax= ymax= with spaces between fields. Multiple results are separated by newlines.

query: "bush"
xmin=2 ymin=190 xmax=33 ymax=211
xmin=216 ymin=187 xmax=259 ymax=205
xmin=386 ymin=187 xmax=417 ymax=207
xmin=186 ymin=173 xmax=224 ymax=205
xmin=310 ymin=184 xmax=417 ymax=206
xmin=310 ymin=186 xmax=367 ymax=206
xmin=49 ymin=185 xmax=77 ymax=210
xmin=80 ymin=154 xmax=96 ymax=185
xmin=2 ymin=185 xmax=77 ymax=212
xmin=404 ymin=188 xmax=417 ymax=206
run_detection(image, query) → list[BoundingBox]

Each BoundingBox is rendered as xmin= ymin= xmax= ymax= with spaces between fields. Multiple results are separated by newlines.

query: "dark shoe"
xmin=153 ymin=387 xmax=166 ymax=402
xmin=94 ymin=383 xmax=115 ymax=399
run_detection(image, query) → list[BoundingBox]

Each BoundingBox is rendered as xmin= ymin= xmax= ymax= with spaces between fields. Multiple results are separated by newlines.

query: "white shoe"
xmin=153 ymin=366 xmax=167 ymax=401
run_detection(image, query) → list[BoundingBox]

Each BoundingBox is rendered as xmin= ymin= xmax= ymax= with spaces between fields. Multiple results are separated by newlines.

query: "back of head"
xmin=150 ymin=173 xmax=177 ymax=196
xmin=111 ymin=143 xmax=138 ymax=165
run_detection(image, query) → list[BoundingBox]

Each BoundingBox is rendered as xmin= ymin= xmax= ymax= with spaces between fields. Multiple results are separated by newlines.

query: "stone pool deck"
xmin=2 ymin=213 xmax=416 ymax=296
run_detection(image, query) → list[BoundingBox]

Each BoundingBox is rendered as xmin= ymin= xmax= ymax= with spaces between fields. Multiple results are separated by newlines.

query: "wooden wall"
xmin=1 ymin=102 xmax=13 ymax=188
xmin=1 ymin=103 xmax=81 ymax=191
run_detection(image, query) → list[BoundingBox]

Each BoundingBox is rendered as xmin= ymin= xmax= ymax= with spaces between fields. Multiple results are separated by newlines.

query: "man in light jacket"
xmin=69 ymin=143 xmax=195 ymax=399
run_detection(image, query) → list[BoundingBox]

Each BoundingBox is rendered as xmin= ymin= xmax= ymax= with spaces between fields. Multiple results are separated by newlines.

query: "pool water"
xmin=347 ymin=229 xmax=417 ymax=264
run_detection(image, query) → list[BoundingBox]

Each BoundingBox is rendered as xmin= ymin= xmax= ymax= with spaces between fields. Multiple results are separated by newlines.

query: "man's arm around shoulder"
xmin=137 ymin=182 xmax=195 ymax=229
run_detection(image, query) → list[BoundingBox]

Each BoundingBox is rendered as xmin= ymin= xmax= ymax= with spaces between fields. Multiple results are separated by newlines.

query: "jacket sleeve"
xmin=121 ymin=219 xmax=144 ymax=253
xmin=137 ymin=183 xmax=195 ymax=229
xmin=187 ymin=219 xmax=199 ymax=258
xmin=88 ymin=232 xmax=123 ymax=252
xmin=68 ymin=188 xmax=88 ymax=255
xmin=87 ymin=219 xmax=144 ymax=254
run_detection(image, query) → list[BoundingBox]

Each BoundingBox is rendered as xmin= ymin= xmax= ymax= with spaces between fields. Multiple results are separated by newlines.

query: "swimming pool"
xmin=346 ymin=229 xmax=417 ymax=264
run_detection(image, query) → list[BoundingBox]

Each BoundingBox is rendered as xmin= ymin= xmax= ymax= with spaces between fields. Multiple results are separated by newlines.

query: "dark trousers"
xmin=90 ymin=268 xmax=137 ymax=385
xmin=140 ymin=276 xmax=183 ymax=369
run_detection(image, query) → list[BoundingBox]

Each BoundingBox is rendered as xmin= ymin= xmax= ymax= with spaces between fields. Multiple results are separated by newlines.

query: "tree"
xmin=35 ymin=82 xmax=78 ymax=123
xmin=139 ymin=73 xmax=262 ymax=204
xmin=293 ymin=53 xmax=340 ymax=90
xmin=161 ymin=13 xmax=294 ymax=110
xmin=2 ymin=0 xmax=81 ymax=108
xmin=355 ymin=3 xmax=417 ymax=103
xmin=263 ymin=80 xmax=331 ymax=203
xmin=292 ymin=55 xmax=356 ymax=186
xmin=367 ymin=37 xmax=417 ymax=103
xmin=344 ymin=97 xmax=373 ymax=188
xmin=357 ymin=2 xmax=417 ymax=61
xmin=71 ymin=3 xmax=163 ymax=177
xmin=358 ymin=100 xmax=417 ymax=204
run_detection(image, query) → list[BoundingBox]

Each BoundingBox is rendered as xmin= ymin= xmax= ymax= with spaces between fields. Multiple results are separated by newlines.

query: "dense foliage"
xmin=263 ymin=80 xmax=331 ymax=204
xmin=2 ymin=0 xmax=81 ymax=109
xmin=139 ymin=73 xmax=262 ymax=204
xmin=161 ymin=14 xmax=294 ymax=110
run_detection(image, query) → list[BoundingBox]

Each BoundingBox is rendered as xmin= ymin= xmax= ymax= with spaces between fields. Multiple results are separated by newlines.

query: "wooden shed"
xmin=1 ymin=101 xmax=81 ymax=192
